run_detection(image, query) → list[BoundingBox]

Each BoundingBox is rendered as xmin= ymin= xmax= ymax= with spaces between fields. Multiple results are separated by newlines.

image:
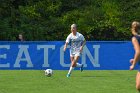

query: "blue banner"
xmin=0 ymin=41 xmax=136 ymax=70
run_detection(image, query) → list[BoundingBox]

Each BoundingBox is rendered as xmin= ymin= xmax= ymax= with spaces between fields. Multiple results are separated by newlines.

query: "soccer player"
xmin=63 ymin=24 xmax=86 ymax=77
xmin=130 ymin=21 xmax=140 ymax=92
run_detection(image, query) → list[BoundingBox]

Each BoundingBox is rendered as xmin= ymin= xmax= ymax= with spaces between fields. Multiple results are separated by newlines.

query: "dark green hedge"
xmin=1 ymin=0 xmax=140 ymax=41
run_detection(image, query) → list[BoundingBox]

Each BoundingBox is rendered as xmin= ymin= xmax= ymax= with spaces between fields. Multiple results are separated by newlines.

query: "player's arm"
xmin=81 ymin=39 xmax=86 ymax=48
xmin=130 ymin=37 xmax=140 ymax=70
xmin=63 ymin=42 xmax=68 ymax=52
xmin=64 ymin=35 xmax=70 ymax=52
xmin=80 ymin=39 xmax=86 ymax=52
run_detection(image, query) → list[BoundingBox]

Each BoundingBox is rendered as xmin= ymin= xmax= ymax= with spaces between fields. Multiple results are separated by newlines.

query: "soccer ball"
xmin=45 ymin=69 xmax=53 ymax=77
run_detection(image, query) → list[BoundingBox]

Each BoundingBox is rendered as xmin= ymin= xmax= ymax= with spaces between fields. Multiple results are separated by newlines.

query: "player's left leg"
xmin=72 ymin=56 xmax=84 ymax=72
xmin=74 ymin=53 xmax=84 ymax=72
xmin=136 ymin=71 xmax=140 ymax=92
xmin=72 ymin=56 xmax=80 ymax=67
xmin=74 ymin=60 xmax=84 ymax=72
xmin=131 ymin=59 xmax=140 ymax=92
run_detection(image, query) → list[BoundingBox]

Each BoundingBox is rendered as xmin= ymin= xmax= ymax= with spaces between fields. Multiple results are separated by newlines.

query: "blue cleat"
xmin=80 ymin=64 xmax=84 ymax=72
xmin=66 ymin=74 xmax=70 ymax=77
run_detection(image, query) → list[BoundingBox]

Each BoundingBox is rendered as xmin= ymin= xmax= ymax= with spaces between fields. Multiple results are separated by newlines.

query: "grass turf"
xmin=0 ymin=70 xmax=138 ymax=93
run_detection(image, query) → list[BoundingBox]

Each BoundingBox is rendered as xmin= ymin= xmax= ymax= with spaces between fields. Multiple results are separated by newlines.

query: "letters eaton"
xmin=0 ymin=44 xmax=100 ymax=68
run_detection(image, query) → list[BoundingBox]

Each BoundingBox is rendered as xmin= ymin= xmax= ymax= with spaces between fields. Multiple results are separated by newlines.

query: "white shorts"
xmin=70 ymin=52 xmax=81 ymax=57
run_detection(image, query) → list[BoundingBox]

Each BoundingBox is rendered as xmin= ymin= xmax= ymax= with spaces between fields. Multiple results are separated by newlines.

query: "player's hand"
xmin=130 ymin=59 xmax=133 ymax=64
xmin=63 ymin=46 xmax=66 ymax=52
xmin=130 ymin=65 xmax=135 ymax=70
xmin=80 ymin=46 xmax=83 ymax=53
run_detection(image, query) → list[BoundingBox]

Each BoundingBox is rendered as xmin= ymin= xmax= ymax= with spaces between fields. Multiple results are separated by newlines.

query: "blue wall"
xmin=0 ymin=41 xmax=136 ymax=70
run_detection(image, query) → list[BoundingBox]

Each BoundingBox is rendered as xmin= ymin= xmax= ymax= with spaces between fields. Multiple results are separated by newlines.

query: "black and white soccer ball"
xmin=44 ymin=69 xmax=53 ymax=77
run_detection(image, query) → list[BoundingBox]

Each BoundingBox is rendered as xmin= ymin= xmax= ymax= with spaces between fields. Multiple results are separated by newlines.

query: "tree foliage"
xmin=0 ymin=0 xmax=140 ymax=41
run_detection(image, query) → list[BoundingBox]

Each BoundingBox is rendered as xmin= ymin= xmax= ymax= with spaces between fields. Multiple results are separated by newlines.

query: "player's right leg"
xmin=67 ymin=56 xmax=80 ymax=77
xmin=67 ymin=56 xmax=74 ymax=77
xmin=136 ymin=71 xmax=140 ymax=92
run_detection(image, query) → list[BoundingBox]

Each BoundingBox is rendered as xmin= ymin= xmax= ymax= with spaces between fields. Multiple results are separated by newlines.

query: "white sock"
xmin=68 ymin=66 xmax=74 ymax=75
xmin=76 ymin=63 xmax=82 ymax=67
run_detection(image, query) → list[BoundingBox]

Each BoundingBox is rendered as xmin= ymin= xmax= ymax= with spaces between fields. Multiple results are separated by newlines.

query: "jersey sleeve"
xmin=66 ymin=34 xmax=71 ymax=43
xmin=80 ymin=34 xmax=85 ymax=41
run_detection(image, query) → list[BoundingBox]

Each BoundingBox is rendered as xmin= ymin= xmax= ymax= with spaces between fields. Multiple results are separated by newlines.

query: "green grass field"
xmin=0 ymin=70 xmax=139 ymax=93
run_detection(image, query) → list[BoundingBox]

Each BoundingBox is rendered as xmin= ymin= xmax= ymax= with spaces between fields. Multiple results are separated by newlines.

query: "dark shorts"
xmin=138 ymin=62 xmax=140 ymax=72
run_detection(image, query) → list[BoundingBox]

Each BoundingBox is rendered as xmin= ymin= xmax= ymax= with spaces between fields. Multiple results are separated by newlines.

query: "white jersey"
xmin=66 ymin=32 xmax=85 ymax=55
